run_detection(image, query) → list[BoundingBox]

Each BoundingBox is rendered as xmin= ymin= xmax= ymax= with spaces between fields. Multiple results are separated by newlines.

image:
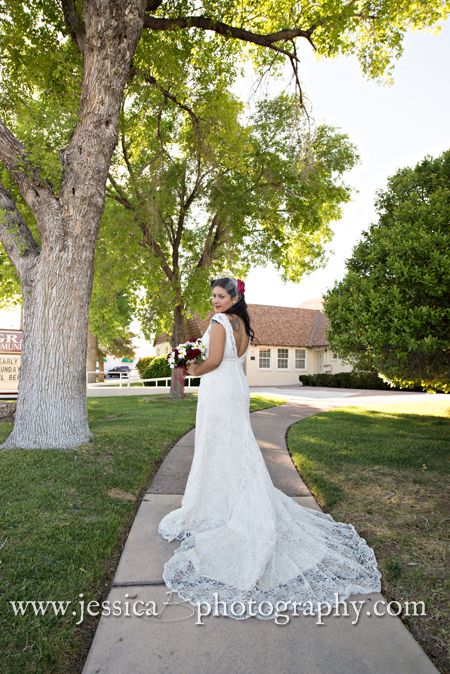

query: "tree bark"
xmin=171 ymin=304 xmax=187 ymax=347
xmin=169 ymin=304 xmax=187 ymax=399
xmin=1 ymin=243 xmax=96 ymax=448
xmin=87 ymin=331 xmax=98 ymax=384
xmin=0 ymin=0 xmax=147 ymax=449
xmin=170 ymin=365 xmax=187 ymax=399
xmin=97 ymin=348 xmax=105 ymax=382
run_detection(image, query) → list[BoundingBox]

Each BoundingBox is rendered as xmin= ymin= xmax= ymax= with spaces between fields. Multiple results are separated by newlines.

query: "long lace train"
xmin=158 ymin=312 xmax=382 ymax=620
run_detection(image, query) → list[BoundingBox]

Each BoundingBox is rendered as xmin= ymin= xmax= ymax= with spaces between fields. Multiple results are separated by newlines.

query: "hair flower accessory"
xmin=236 ymin=278 xmax=245 ymax=295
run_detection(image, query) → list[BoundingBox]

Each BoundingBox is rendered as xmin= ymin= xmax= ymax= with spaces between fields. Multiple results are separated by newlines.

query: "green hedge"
xmin=142 ymin=356 xmax=171 ymax=386
xmin=135 ymin=356 xmax=155 ymax=377
xmin=299 ymin=370 xmax=425 ymax=391
xmin=141 ymin=355 xmax=201 ymax=387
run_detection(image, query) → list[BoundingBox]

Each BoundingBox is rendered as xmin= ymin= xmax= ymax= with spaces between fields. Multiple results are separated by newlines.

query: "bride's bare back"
xmin=228 ymin=315 xmax=250 ymax=358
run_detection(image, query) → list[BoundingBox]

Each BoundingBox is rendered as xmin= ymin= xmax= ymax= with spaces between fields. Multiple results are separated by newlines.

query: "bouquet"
xmin=167 ymin=339 xmax=207 ymax=372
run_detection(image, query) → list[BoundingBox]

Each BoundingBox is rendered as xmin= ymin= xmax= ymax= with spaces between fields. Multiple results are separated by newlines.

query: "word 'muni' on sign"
xmin=0 ymin=330 xmax=22 ymax=395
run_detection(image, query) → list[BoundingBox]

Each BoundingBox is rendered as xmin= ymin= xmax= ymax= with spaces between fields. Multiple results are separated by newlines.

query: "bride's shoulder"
xmin=210 ymin=312 xmax=227 ymax=327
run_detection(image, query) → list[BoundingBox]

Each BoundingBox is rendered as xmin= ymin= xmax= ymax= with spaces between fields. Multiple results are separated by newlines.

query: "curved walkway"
xmin=82 ymin=390 xmax=440 ymax=674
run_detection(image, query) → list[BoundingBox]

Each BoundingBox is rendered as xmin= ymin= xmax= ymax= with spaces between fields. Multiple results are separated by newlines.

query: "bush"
xmin=140 ymin=355 xmax=202 ymax=388
xmin=299 ymin=370 xmax=426 ymax=391
xmin=298 ymin=374 xmax=314 ymax=386
xmin=135 ymin=356 xmax=155 ymax=378
xmin=142 ymin=356 xmax=172 ymax=386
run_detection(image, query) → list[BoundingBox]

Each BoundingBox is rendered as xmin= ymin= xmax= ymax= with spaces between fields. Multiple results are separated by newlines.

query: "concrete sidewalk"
xmin=82 ymin=395 xmax=439 ymax=674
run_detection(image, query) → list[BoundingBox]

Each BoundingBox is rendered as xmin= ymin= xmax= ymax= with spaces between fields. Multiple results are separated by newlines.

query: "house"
xmin=153 ymin=301 xmax=354 ymax=386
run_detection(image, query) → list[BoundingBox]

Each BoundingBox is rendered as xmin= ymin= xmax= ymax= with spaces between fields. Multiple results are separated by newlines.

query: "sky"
xmin=1 ymin=19 xmax=449 ymax=355
xmin=232 ymin=19 xmax=450 ymax=306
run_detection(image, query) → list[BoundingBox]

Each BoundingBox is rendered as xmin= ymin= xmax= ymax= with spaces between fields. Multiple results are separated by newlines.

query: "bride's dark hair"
xmin=210 ymin=277 xmax=255 ymax=342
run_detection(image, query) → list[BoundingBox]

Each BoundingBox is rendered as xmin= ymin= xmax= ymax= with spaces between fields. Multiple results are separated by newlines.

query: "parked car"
xmin=105 ymin=365 xmax=131 ymax=379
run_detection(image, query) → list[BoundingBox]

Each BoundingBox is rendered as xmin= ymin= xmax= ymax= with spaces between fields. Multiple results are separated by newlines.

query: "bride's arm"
xmin=192 ymin=357 xmax=221 ymax=376
xmin=192 ymin=322 xmax=226 ymax=376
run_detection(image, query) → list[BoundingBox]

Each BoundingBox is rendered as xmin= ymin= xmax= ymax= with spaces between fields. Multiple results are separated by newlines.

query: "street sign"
xmin=0 ymin=329 xmax=22 ymax=396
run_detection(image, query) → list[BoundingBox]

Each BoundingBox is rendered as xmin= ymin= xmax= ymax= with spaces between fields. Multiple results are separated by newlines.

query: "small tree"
xmin=323 ymin=151 xmax=450 ymax=392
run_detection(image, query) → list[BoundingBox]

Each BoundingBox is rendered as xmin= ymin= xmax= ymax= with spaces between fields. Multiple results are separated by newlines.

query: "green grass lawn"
xmin=0 ymin=393 xmax=286 ymax=674
xmin=287 ymin=399 xmax=450 ymax=674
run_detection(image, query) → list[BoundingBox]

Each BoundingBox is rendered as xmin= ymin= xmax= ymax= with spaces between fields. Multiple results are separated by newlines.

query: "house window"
xmin=332 ymin=352 xmax=337 ymax=360
xmin=277 ymin=348 xmax=288 ymax=369
xmin=259 ymin=348 xmax=271 ymax=368
xmin=295 ymin=348 xmax=306 ymax=369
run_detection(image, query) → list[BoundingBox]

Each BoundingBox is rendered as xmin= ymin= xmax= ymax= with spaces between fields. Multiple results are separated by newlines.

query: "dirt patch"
xmin=107 ymin=488 xmax=136 ymax=501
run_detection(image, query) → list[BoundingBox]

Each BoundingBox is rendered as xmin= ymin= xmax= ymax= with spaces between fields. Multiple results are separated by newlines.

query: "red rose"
xmin=237 ymin=279 xmax=245 ymax=294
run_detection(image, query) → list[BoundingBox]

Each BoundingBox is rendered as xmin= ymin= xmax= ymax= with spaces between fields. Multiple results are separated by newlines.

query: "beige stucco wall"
xmin=321 ymin=348 xmax=354 ymax=375
xmin=243 ymin=346 xmax=352 ymax=385
xmin=245 ymin=345 xmax=311 ymax=385
xmin=155 ymin=343 xmax=171 ymax=357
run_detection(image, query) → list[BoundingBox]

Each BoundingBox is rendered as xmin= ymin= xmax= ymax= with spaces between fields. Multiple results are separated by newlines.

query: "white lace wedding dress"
xmin=158 ymin=312 xmax=382 ymax=620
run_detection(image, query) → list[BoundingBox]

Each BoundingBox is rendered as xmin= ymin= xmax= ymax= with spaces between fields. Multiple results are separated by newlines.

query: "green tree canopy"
xmin=323 ymin=150 xmax=450 ymax=392
xmin=104 ymin=76 xmax=359 ymax=341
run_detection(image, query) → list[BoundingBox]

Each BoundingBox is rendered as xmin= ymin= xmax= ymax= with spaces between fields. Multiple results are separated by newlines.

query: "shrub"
xmin=136 ymin=356 xmax=155 ymax=378
xmin=299 ymin=370 xmax=426 ymax=391
xmin=142 ymin=356 xmax=172 ymax=386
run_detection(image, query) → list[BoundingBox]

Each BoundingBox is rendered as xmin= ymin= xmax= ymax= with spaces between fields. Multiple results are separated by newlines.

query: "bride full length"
xmin=158 ymin=276 xmax=382 ymax=620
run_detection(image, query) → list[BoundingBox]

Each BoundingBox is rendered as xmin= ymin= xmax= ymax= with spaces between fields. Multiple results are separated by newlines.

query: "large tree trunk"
xmin=2 ymin=243 xmax=96 ymax=448
xmin=0 ymin=0 xmax=147 ymax=449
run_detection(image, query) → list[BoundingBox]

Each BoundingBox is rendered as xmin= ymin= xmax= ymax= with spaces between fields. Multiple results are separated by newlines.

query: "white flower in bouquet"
xmin=167 ymin=339 xmax=207 ymax=370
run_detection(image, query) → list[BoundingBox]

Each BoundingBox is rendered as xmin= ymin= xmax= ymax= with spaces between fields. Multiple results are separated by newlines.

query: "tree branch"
xmin=143 ymin=15 xmax=316 ymax=53
xmin=61 ymin=0 xmax=86 ymax=52
xmin=0 ymin=183 xmax=40 ymax=277
xmin=0 ymin=118 xmax=59 ymax=239
xmin=144 ymin=72 xmax=205 ymax=217
xmin=143 ymin=15 xmax=315 ymax=109
xmin=120 ymin=116 xmax=135 ymax=182
xmin=145 ymin=0 xmax=164 ymax=12
xmin=106 ymin=173 xmax=134 ymax=210
xmin=140 ymin=218 xmax=177 ymax=283
xmin=107 ymin=159 xmax=176 ymax=281
xmin=154 ymin=97 xmax=175 ymax=165
xmin=195 ymin=212 xmax=225 ymax=271
xmin=144 ymin=73 xmax=202 ymax=140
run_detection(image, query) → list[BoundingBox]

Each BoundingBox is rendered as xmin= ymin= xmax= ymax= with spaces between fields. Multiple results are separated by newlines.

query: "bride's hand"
xmin=186 ymin=362 xmax=198 ymax=376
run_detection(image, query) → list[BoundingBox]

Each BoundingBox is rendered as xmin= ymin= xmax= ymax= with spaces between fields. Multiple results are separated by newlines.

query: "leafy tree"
xmin=0 ymin=0 xmax=448 ymax=448
xmin=323 ymin=150 xmax=450 ymax=393
xmin=106 ymin=82 xmax=358 ymax=349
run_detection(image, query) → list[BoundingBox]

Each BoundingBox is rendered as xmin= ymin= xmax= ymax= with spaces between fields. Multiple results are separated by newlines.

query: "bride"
xmin=158 ymin=276 xmax=382 ymax=620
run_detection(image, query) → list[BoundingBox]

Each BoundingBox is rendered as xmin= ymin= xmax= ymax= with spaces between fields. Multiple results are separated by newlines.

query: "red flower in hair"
xmin=237 ymin=278 xmax=245 ymax=294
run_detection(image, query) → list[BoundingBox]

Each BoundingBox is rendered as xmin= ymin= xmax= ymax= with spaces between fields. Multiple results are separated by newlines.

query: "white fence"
xmin=85 ymin=371 xmax=199 ymax=388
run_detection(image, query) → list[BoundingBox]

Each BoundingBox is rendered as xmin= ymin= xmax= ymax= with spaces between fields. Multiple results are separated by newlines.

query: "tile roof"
xmin=154 ymin=303 xmax=330 ymax=348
